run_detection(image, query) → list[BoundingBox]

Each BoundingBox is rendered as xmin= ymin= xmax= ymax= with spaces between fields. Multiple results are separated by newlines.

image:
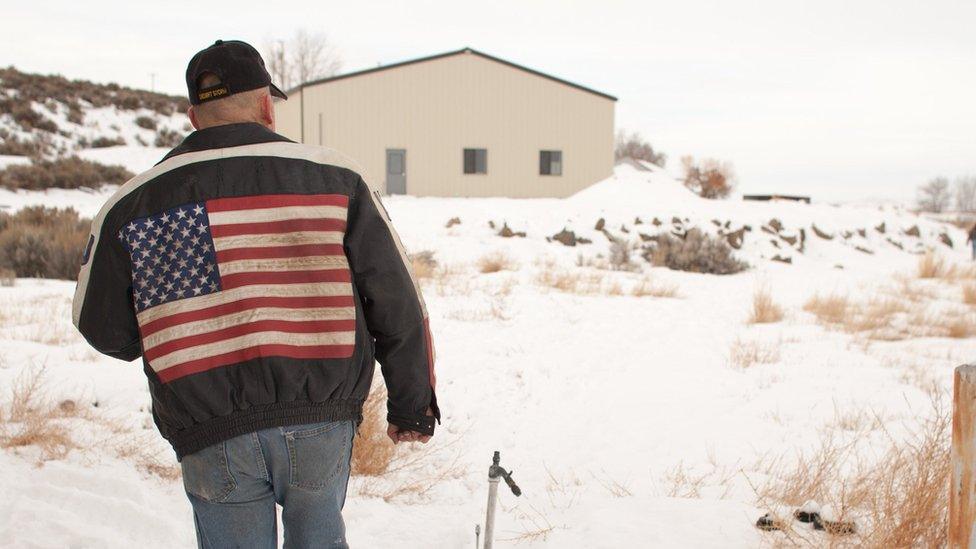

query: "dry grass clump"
xmin=916 ymin=252 xmax=975 ymax=280
xmin=728 ymin=338 xmax=781 ymax=369
xmin=408 ymin=250 xmax=437 ymax=280
xmin=0 ymin=368 xmax=77 ymax=461
xmin=752 ymin=399 xmax=950 ymax=548
xmin=351 ymin=381 xmax=396 ymax=477
xmin=477 ymin=251 xmax=517 ymax=274
xmin=804 ymin=293 xmax=850 ymax=325
xmin=944 ymin=315 xmax=976 ymax=339
xmin=749 ymin=286 xmax=785 ymax=324
xmin=805 ymin=288 xmax=976 ymax=341
xmin=631 ymin=275 xmax=679 ymax=298
xmin=0 ymin=267 xmax=14 ymax=287
xmin=962 ymin=283 xmax=976 ymax=306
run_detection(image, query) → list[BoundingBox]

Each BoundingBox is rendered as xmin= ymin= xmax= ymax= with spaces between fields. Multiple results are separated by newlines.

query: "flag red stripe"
xmin=210 ymin=218 xmax=346 ymax=238
xmin=220 ymin=269 xmax=351 ymax=289
xmin=216 ymin=244 xmax=344 ymax=262
xmin=207 ymin=194 xmax=349 ymax=212
xmin=157 ymin=344 xmax=356 ymax=383
xmin=140 ymin=295 xmax=356 ymax=337
xmin=144 ymin=319 xmax=357 ymax=362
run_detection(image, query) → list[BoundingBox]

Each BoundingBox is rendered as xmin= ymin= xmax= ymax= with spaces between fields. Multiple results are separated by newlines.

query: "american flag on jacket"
xmin=119 ymin=193 xmax=356 ymax=383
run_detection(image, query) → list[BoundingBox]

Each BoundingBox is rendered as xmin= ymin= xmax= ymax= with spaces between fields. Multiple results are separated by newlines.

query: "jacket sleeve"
xmin=71 ymin=221 xmax=142 ymax=362
xmin=344 ymin=177 xmax=440 ymax=436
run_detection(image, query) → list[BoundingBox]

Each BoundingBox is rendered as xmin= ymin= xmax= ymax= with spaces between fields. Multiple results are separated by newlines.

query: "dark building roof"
xmin=287 ymin=47 xmax=617 ymax=102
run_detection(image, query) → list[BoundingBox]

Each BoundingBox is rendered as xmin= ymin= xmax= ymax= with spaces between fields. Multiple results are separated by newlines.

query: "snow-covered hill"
xmin=0 ymin=66 xmax=188 ymax=159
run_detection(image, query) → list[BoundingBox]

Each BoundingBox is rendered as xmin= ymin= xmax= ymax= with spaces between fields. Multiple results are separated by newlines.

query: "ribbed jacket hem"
xmin=171 ymin=399 xmax=364 ymax=461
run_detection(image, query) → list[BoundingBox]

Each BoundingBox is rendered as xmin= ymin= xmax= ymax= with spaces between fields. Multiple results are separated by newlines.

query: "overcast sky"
xmin=3 ymin=0 xmax=974 ymax=203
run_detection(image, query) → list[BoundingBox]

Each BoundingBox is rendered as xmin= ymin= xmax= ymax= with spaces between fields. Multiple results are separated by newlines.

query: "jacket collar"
xmin=158 ymin=122 xmax=293 ymax=164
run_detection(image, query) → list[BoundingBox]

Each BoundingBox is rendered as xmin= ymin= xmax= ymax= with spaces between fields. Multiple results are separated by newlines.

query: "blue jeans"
xmin=180 ymin=420 xmax=356 ymax=549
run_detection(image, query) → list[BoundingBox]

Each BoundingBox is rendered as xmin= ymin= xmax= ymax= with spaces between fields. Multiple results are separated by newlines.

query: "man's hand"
xmin=386 ymin=408 xmax=434 ymax=445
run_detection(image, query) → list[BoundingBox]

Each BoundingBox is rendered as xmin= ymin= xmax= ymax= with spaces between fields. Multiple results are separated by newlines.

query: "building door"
xmin=386 ymin=149 xmax=406 ymax=195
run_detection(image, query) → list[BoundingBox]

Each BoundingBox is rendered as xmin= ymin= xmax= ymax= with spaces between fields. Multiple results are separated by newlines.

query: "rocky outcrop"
xmin=445 ymin=216 xmax=461 ymax=228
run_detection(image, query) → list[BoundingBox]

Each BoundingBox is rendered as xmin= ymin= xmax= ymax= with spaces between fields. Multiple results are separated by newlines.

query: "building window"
xmin=463 ymin=148 xmax=487 ymax=174
xmin=540 ymin=150 xmax=562 ymax=175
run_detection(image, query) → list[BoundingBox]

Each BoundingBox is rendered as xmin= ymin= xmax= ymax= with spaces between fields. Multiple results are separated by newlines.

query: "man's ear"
xmin=188 ymin=106 xmax=201 ymax=130
xmin=261 ymin=94 xmax=275 ymax=131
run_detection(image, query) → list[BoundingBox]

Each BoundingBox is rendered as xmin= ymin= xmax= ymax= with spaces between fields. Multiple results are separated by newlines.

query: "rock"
xmin=780 ymin=233 xmax=798 ymax=246
xmin=488 ymin=220 xmax=496 ymax=229
xmin=638 ymin=232 xmax=656 ymax=242
xmin=770 ymin=239 xmax=780 ymax=248
xmin=498 ymin=223 xmax=515 ymax=237
xmin=594 ymin=217 xmax=605 ymax=231
xmin=726 ymin=227 xmax=746 ymax=249
xmin=744 ymin=224 xmax=752 ymax=232
xmin=834 ymin=264 xmax=844 ymax=269
xmin=634 ymin=216 xmax=643 ymax=225
xmin=841 ymin=231 xmax=853 ymax=240
xmin=711 ymin=219 xmax=722 ymax=227
xmin=771 ymin=255 xmax=792 ymax=264
xmin=761 ymin=225 xmax=777 ymax=236
xmin=445 ymin=216 xmax=461 ymax=228
xmin=798 ymin=228 xmax=806 ymax=253
xmin=875 ymin=222 xmax=886 ymax=234
xmin=857 ymin=228 xmax=866 ymax=238
xmin=652 ymin=217 xmax=662 ymax=226
xmin=768 ymin=218 xmax=784 ymax=232
xmin=671 ymin=216 xmax=682 ymax=225
xmin=552 ymin=228 xmax=578 ymax=246
xmin=854 ymin=245 xmax=874 ymax=254
xmin=577 ymin=237 xmax=592 ymax=244
xmin=886 ymin=237 xmax=903 ymax=250
xmin=939 ymin=232 xmax=953 ymax=248
xmin=724 ymin=220 xmax=731 ymax=228
xmin=904 ymin=225 xmax=920 ymax=237
xmin=811 ymin=224 xmax=834 ymax=240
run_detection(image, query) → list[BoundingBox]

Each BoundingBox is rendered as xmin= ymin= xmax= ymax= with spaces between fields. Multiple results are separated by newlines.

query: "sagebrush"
xmin=0 ymin=206 xmax=90 ymax=279
xmin=644 ymin=229 xmax=748 ymax=274
xmin=0 ymin=156 xmax=132 ymax=191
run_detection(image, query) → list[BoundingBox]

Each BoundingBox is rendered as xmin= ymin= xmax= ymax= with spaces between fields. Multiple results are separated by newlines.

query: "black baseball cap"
xmin=185 ymin=39 xmax=288 ymax=105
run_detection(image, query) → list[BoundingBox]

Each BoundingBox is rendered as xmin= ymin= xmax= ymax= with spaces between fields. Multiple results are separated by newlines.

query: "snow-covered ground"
xmin=0 ymin=163 xmax=972 ymax=548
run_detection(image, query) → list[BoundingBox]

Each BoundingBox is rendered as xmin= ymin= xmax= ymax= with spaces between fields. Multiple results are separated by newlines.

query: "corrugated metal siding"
xmin=274 ymin=51 xmax=614 ymax=198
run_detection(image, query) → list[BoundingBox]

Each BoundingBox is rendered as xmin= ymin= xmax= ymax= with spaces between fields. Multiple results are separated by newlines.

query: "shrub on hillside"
xmin=154 ymin=128 xmax=184 ymax=148
xmin=681 ymin=156 xmax=736 ymax=199
xmin=644 ymin=229 xmax=748 ymax=274
xmin=0 ymin=206 xmax=89 ymax=280
xmin=134 ymin=116 xmax=157 ymax=130
xmin=90 ymin=136 xmax=126 ymax=148
xmin=0 ymin=156 xmax=132 ymax=190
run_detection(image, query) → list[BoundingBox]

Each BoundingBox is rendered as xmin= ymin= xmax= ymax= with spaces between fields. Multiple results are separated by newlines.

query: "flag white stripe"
xmin=142 ymin=306 xmax=357 ymax=352
xmin=208 ymin=205 xmax=348 ymax=225
xmin=136 ymin=282 xmax=353 ymax=325
xmin=150 ymin=331 xmax=357 ymax=372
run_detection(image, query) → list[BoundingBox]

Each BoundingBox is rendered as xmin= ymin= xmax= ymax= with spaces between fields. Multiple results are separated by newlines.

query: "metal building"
xmin=274 ymin=48 xmax=616 ymax=198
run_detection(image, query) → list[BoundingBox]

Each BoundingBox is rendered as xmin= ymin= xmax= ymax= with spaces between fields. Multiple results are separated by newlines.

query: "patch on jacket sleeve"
xmin=373 ymin=189 xmax=392 ymax=221
xmin=81 ymin=234 xmax=94 ymax=265
xmin=118 ymin=194 xmax=357 ymax=383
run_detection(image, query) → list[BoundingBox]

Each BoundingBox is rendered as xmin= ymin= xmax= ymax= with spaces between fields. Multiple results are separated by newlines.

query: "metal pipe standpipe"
xmin=482 ymin=451 xmax=521 ymax=549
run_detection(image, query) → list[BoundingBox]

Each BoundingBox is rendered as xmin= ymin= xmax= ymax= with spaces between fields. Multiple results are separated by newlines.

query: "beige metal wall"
xmin=274 ymin=51 xmax=615 ymax=198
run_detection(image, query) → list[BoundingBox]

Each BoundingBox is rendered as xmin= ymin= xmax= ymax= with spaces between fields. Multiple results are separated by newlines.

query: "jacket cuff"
xmin=387 ymin=390 xmax=441 ymax=436
xmin=387 ymin=412 xmax=436 ymax=436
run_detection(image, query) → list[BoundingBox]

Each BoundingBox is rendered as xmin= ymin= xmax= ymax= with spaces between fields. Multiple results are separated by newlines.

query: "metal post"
xmin=482 ymin=451 xmax=521 ymax=549
xmin=484 ymin=471 xmax=501 ymax=549
xmin=951 ymin=364 xmax=976 ymax=548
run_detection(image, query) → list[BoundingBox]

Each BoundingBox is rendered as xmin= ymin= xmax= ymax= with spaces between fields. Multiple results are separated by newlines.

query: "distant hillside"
xmin=0 ymin=66 xmax=189 ymax=158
